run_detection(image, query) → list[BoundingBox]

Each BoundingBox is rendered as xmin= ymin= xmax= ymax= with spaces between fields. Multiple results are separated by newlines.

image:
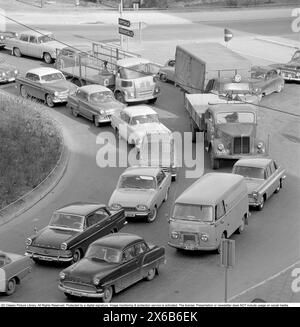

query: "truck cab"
xmin=114 ymin=58 xmax=160 ymax=104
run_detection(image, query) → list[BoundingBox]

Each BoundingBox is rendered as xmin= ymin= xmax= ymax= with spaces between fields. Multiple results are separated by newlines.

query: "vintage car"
xmin=111 ymin=105 xmax=171 ymax=150
xmin=55 ymin=45 xmax=92 ymax=69
xmin=232 ymin=157 xmax=286 ymax=210
xmin=0 ymin=56 xmax=19 ymax=83
xmin=0 ymin=251 xmax=31 ymax=295
xmin=16 ymin=67 xmax=77 ymax=107
xmin=58 ymin=233 xmax=166 ymax=302
xmin=67 ymin=84 xmax=126 ymax=126
xmin=25 ymin=202 xmax=127 ymax=264
xmin=4 ymin=29 xmax=65 ymax=64
xmin=0 ymin=31 xmax=18 ymax=49
xmin=205 ymin=74 xmax=262 ymax=104
xmin=250 ymin=66 xmax=285 ymax=95
xmin=278 ymin=49 xmax=300 ymax=82
xmin=158 ymin=59 xmax=175 ymax=83
xmin=109 ymin=166 xmax=172 ymax=223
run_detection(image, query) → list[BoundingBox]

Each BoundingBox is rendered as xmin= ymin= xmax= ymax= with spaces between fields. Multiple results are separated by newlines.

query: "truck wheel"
xmin=6 ymin=278 xmax=16 ymax=295
xmin=43 ymin=52 xmax=53 ymax=64
xmin=115 ymin=91 xmax=126 ymax=104
xmin=209 ymin=149 xmax=219 ymax=169
xmin=13 ymin=47 xmax=21 ymax=57
xmin=160 ymin=73 xmax=168 ymax=82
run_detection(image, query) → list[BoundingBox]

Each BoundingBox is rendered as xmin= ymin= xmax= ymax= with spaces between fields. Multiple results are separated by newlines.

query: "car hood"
xmin=218 ymin=124 xmax=255 ymax=137
xmin=0 ymin=63 xmax=17 ymax=72
xmin=97 ymin=100 xmax=126 ymax=114
xmin=44 ymin=80 xmax=77 ymax=93
xmin=32 ymin=227 xmax=78 ymax=249
xmin=64 ymin=258 xmax=118 ymax=284
xmin=109 ymin=188 xmax=156 ymax=207
xmin=244 ymin=178 xmax=264 ymax=194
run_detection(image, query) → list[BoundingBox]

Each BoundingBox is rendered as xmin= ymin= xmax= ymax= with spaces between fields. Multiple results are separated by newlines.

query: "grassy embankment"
xmin=0 ymin=93 xmax=62 ymax=210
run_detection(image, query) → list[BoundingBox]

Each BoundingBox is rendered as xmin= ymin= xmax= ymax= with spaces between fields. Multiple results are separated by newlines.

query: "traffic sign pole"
xmin=220 ymin=238 xmax=235 ymax=303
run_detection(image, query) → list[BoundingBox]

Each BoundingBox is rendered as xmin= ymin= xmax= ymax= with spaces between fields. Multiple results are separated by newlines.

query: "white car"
xmin=111 ymin=105 xmax=171 ymax=149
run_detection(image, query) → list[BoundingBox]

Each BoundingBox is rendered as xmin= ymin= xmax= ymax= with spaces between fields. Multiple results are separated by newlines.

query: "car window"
xmin=20 ymin=34 xmax=29 ymax=42
xmin=122 ymin=246 xmax=136 ymax=263
xmin=156 ymin=170 xmax=166 ymax=187
xmin=215 ymin=201 xmax=226 ymax=220
xmin=29 ymin=36 xmax=37 ymax=43
xmin=76 ymin=90 xmax=88 ymax=101
xmin=205 ymin=79 xmax=216 ymax=93
xmin=268 ymin=163 xmax=275 ymax=175
xmin=121 ymin=112 xmax=130 ymax=124
xmin=86 ymin=209 xmax=109 ymax=227
xmin=25 ymin=73 xmax=40 ymax=82
xmin=134 ymin=242 xmax=148 ymax=255
xmin=264 ymin=167 xmax=269 ymax=179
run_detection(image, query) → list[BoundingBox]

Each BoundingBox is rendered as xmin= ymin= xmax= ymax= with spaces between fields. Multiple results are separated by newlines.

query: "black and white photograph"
xmin=0 ymin=0 xmax=299 ymax=313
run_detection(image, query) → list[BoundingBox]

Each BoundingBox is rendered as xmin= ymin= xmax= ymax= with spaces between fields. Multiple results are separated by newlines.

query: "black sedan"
xmin=58 ymin=233 xmax=166 ymax=302
xmin=25 ymin=203 xmax=126 ymax=264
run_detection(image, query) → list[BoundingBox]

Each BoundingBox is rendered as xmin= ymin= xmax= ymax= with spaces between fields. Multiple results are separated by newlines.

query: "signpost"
xmin=119 ymin=27 xmax=134 ymax=38
xmin=220 ymin=238 xmax=235 ymax=303
xmin=224 ymin=28 xmax=233 ymax=47
xmin=118 ymin=18 xmax=131 ymax=28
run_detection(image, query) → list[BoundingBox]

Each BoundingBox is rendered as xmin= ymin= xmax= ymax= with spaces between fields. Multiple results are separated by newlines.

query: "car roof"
xmin=175 ymin=173 xmax=245 ymax=206
xmin=26 ymin=67 xmax=61 ymax=76
xmin=121 ymin=166 xmax=161 ymax=177
xmin=117 ymin=57 xmax=150 ymax=67
xmin=56 ymin=202 xmax=106 ymax=216
xmin=78 ymin=84 xmax=112 ymax=94
xmin=234 ymin=157 xmax=273 ymax=168
xmin=91 ymin=233 xmax=144 ymax=250
xmin=20 ymin=30 xmax=53 ymax=37
xmin=123 ymin=105 xmax=157 ymax=117
xmin=209 ymin=103 xmax=257 ymax=113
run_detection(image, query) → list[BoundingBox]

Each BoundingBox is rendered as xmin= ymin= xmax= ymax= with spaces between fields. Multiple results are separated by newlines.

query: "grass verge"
xmin=0 ymin=92 xmax=62 ymax=210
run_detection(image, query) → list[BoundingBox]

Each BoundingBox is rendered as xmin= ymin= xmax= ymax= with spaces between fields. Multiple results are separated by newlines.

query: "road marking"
xmin=228 ymin=259 xmax=300 ymax=302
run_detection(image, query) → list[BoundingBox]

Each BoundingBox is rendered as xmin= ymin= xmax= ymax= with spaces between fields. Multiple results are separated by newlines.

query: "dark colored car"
xmin=25 ymin=202 xmax=126 ymax=264
xmin=58 ymin=233 xmax=166 ymax=302
xmin=278 ymin=49 xmax=300 ymax=82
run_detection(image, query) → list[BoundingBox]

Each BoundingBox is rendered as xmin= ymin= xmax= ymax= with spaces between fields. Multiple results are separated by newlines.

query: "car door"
xmin=120 ymin=244 xmax=141 ymax=290
xmin=214 ymin=201 xmax=227 ymax=241
xmin=24 ymin=73 xmax=43 ymax=99
xmin=266 ymin=161 xmax=279 ymax=196
xmin=17 ymin=34 xmax=29 ymax=55
xmin=156 ymin=170 xmax=169 ymax=207
xmin=27 ymin=35 xmax=40 ymax=58
xmin=77 ymin=90 xmax=93 ymax=120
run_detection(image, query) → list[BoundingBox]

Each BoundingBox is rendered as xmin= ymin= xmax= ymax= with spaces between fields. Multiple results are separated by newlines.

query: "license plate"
xmin=38 ymin=255 xmax=53 ymax=261
xmin=125 ymin=212 xmax=135 ymax=217
xmin=184 ymin=242 xmax=195 ymax=250
xmin=68 ymin=290 xmax=82 ymax=297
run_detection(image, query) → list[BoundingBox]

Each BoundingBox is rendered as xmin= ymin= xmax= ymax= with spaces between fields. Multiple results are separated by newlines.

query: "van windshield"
xmin=172 ymin=204 xmax=213 ymax=222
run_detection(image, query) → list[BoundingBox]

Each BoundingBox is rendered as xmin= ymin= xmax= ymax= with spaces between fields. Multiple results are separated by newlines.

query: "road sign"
xmin=224 ymin=28 xmax=233 ymax=42
xmin=119 ymin=27 xmax=134 ymax=38
xmin=220 ymin=238 xmax=235 ymax=268
xmin=119 ymin=18 xmax=131 ymax=28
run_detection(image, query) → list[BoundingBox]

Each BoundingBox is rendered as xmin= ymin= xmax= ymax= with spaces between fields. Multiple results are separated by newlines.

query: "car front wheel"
xmin=6 ymin=278 xmax=16 ymax=295
xmin=102 ymin=286 xmax=113 ymax=303
xmin=71 ymin=249 xmax=82 ymax=264
xmin=147 ymin=207 xmax=157 ymax=223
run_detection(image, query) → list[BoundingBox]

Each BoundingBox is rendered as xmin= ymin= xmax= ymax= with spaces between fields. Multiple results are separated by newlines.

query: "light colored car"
xmin=232 ymin=157 xmax=286 ymax=211
xmin=16 ymin=67 xmax=77 ymax=107
xmin=111 ymin=105 xmax=171 ymax=149
xmin=109 ymin=166 xmax=172 ymax=223
xmin=158 ymin=59 xmax=175 ymax=83
xmin=67 ymin=84 xmax=126 ymax=126
xmin=251 ymin=66 xmax=285 ymax=95
xmin=0 ymin=251 xmax=31 ymax=295
xmin=5 ymin=29 xmax=65 ymax=64
xmin=0 ymin=56 xmax=19 ymax=83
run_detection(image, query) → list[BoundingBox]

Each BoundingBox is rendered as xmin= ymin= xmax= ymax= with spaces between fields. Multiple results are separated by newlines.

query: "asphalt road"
xmin=0 ymin=14 xmax=299 ymax=303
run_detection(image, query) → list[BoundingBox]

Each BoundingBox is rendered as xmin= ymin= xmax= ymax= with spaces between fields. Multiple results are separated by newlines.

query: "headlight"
xmin=217 ymin=143 xmax=224 ymax=151
xmin=257 ymin=142 xmax=263 ymax=149
xmin=136 ymin=204 xmax=148 ymax=211
xmin=200 ymin=234 xmax=209 ymax=242
xmin=26 ymin=238 xmax=32 ymax=246
xmin=14 ymin=69 xmax=18 ymax=75
xmin=252 ymin=191 xmax=258 ymax=199
xmin=110 ymin=203 xmax=121 ymax=210
xmin=154 ymin=86 xmax=160 ymax=93
xmin=59 ymin=272 xmax=66 ymax=280
xmin=54 ymin=91 xmax=59 ymax=96
xmin=93 ymin=277 xmax=100 ymax=285
xmin=100 ymin=109 xmax=105 ymax=115
xmin=60 ymin=243 xmax=67 ymax=251
xmin=171 ymin=231 xmax=179 ymax=239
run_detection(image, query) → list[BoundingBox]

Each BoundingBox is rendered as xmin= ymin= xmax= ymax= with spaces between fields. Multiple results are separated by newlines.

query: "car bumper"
xmin=25 ymin=251 xmax=73 ymax=262
xmin=124 ymin=210 xmax=150 ymax=218
xmin=52 ymin=96 xmax=68 ymax=103
xmin=168 ymin=241 xmax=217 ymax=251
xmin=98 ymin=115 xmax=112 ymax=123
xmin=58 ymin=284 xmax=104 ymax=298
xmin=214 ymin=153 xmax=266 ymax=160
xmin=0 ymin=76 xmax=16 ymax=83
xmin=125 ymin=93 xmax=159 ymax=102
xmin=281 ymin=72 xmax=300 ymax=81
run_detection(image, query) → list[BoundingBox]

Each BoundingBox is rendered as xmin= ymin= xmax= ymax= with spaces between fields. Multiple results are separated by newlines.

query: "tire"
xmin=71 ymin=107 xmax=78 ymax=117
xmin=71 ymin=249 xmax=82 ymax=264
xmin=209 ymin=149 xmax=220 ymax=170
xmin=217 ymin=233 xmax=226 ymax=254
xmin=102 ymin=286 xmax=113 ymax=303
xmin=115 ymin=91 xmax=126 ymax=104
xmin=64 ymin=292 xmax=76 ymax=300
xmin=159 ymin=73 xmax=168 ymax=82
xmin=257 ymin=197 xmax=265 ymax=211
xmin=237 ymin=217 xmax=246 ymax=234
xmin=147 ymin=207 xmax=157 ymax=223
xmin=148 ymin=97 xmax=157 ymax=104
xmin=45 ymin=94 xmax=54 ymax=108
xmin=43 ymin=52 xmax=53 ymax=64
xmin=145 ymin=268 xmax=156 ymax=281
xmin=6 ymin=278 xmax=16 ymax=295
xmin=13 ymin=47 xmax=21 ymax=57
xmin=274 ymin=183 xmax=281 ymax=194
xmin=163 ymin=188 xmax=169 ymax=202
xmin=94 ymin=115 xmax=100 ymax=127
xmin=20 ymin=85 xmax=27 ymax=98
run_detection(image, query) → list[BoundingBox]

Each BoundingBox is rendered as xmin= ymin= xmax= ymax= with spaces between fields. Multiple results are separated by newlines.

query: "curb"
xmin=0 ymin=91 xmax=70 ymax=227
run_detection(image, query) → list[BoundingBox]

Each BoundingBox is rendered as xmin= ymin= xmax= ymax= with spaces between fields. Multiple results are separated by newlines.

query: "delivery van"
xmin=168 ymin=173 xmax=249 ymax=252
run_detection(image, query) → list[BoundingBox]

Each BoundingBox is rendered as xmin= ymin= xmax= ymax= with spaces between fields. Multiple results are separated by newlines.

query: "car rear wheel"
xmin=20 ymin=85 xmax=27 ymax=98
xmin=145 ymin=268 xmax=156 ymax=281
xmin=72 ymin=249 xmax=82 ymax=264
xmin=274 ymin=182 xmax=281 ymax=193
xmin=45 ymin=94 xmax=54 ymax=107
xmin=102 ymin=286 xmax=113 ymax=303
xmin=6 ymin=278 xmax=16 ymax=295
xmin=13 ymin=47 xmax=21 ymax=57
xmin=147 ymin=207 xmax=157 ymax=223
xmin=43 ymin=52 xmax=53 ymax=64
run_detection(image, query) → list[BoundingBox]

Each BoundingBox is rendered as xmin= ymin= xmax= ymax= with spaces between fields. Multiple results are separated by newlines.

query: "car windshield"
xmin=218 ymin=83 xmax=251 ymax=94
xmin=49 ymin=212 xmax=84 ymax=230
xmin=172 ymin=204 xmax=214 ymax=222
xmin=118 ymin=175 xmax=156 ymax=189
xmin=251 ymin=71 xmax=266 ymax=79
xmin=40 ymin=72 xmax=65 ymax=82
xmin=119 ymin=63 xmax=156 ymax=79
xmin=85 ymin=245 xmax=121 ymax=263
xmin=216 ymin=111 xmax=255 ymax=124
xmin=233 ymin=166 xmax=265 ymax=179
xmin=131 ymin=114 xmax=159 ymax=125
xmin=89 ymin=91 xmax=114 ymax=104
xmin=38 ymin=34 xmax=55 ymax=43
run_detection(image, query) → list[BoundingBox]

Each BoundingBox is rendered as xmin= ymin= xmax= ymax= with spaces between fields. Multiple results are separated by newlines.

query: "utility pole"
xmin=120 ymin=0 xmax=124 ymax=49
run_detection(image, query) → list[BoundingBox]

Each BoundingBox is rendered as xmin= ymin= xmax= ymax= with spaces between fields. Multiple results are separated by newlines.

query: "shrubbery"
xmin=0 ymin=94 xmax=62 ymax=209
